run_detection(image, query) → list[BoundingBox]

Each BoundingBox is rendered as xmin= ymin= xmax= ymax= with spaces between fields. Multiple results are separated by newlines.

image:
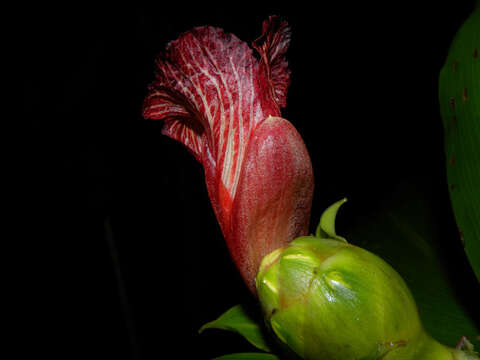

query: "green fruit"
xmin=256 ymin=200 xmax=479 ymax=360
xmin=439 ymin=2 xmax=480 ymax=281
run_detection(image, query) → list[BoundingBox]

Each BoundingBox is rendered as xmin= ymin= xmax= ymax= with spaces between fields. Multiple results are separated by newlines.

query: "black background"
xmin=21 ymin=2 xmax=476 ymax=359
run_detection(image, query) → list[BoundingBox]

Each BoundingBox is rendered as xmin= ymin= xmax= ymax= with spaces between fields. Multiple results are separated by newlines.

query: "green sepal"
xmin=199 ymin=304 xmax=272 ymax=352
xmin=315 ymin=198 xmax=348 ymax=242
xmin=212 ymin=353 xmax=280 ymax=360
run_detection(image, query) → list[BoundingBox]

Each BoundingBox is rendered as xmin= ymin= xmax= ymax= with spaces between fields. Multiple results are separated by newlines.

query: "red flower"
xmin=143 ymin=17 xmax=314 ymax=294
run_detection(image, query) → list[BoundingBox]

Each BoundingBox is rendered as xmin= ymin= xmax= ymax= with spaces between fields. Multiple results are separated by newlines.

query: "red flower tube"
xmin=143 ymin=16 xmax=314 ymax=294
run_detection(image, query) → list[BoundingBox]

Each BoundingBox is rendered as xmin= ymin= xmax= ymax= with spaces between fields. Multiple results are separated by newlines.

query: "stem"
xmin=105 ymin=217 xmax=140 ymax=360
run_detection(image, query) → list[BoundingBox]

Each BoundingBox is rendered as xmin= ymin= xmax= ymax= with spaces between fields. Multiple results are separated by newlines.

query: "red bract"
xmin=143 ymin=16 xmax=314 ymax=294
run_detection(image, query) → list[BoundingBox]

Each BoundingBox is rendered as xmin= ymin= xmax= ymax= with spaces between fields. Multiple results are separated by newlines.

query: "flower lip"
xmin=143 ymin=17 xmax=314 ymax=294
xmin=142 ymin=16 xmax=294 ymax=239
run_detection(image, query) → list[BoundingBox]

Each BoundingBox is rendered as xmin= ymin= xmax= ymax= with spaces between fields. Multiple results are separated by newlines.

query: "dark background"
xmin=21 ymin=2 xmax=476 ymax=359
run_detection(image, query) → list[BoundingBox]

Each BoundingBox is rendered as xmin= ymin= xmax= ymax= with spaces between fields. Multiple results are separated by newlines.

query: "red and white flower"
xmin=143 ymin=17 xmax=314 ymax=294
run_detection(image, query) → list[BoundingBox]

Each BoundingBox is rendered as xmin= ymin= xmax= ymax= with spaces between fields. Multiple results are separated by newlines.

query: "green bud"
xmin=256 ymin=200 xmax=478 ymax=360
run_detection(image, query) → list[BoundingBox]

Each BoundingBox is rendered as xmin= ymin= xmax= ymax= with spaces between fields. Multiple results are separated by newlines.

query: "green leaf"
xmin=346 ymin=181 xmax=480 ymax=349
xmin=439 ymin=4 xmax=480 ymax=282
xmin=199 ymin=304 xmax=272 ymax=352
xmin=212 ymin=353 xmax=280 ymax=360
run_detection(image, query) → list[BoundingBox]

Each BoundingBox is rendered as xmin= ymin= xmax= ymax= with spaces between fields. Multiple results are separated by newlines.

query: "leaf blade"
xmin=439 ymin=5 xmax=480 ymax=282
xmin=199 ymin=304 xmax=272 ymax=352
